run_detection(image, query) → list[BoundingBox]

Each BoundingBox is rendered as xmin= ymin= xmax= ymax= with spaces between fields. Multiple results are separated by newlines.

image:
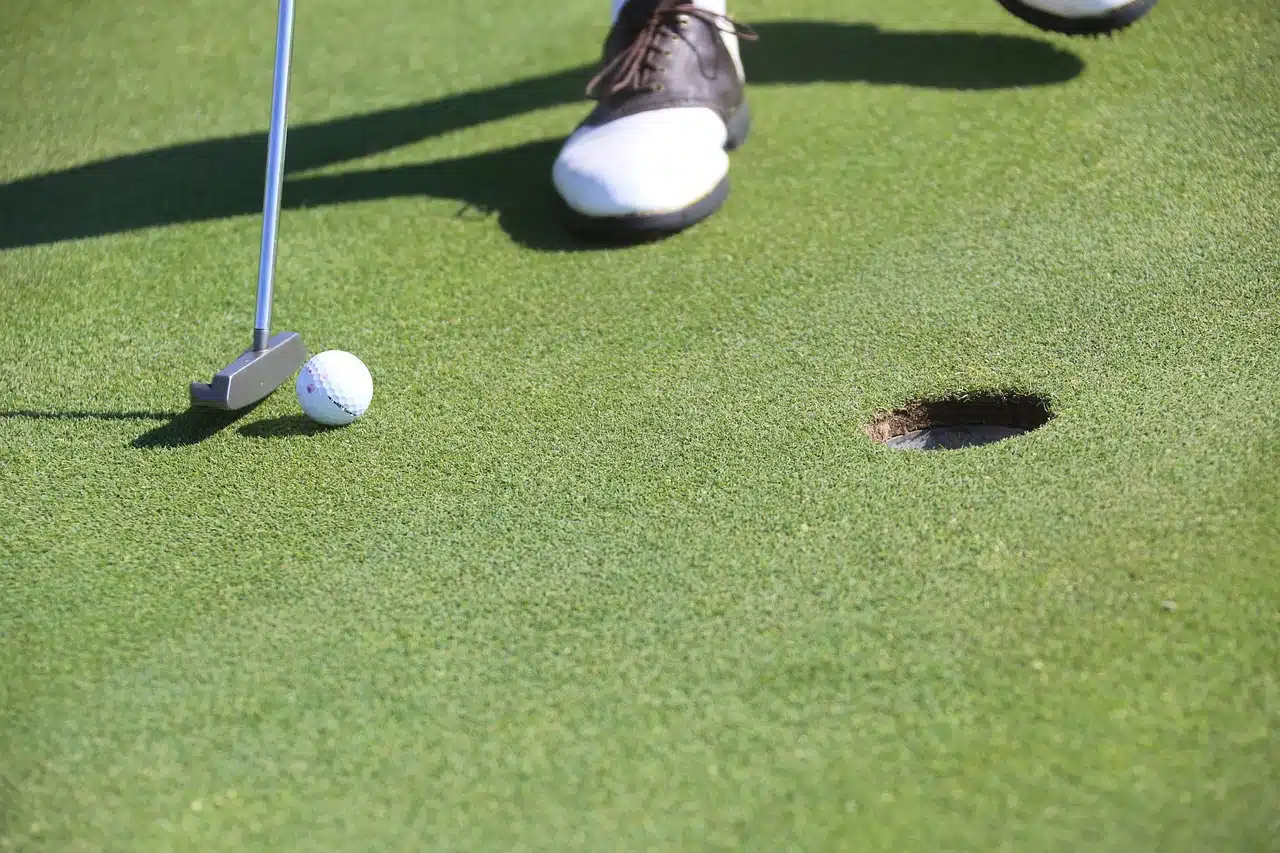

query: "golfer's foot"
xmin=997 ymin=0 xmax=1157 ymax=35
xmin=553 ymin=0 xmax=754 ymax=239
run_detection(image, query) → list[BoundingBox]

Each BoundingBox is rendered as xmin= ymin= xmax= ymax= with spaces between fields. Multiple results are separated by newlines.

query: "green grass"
xmin=2 ymin=0 xmax=1278 ymax=850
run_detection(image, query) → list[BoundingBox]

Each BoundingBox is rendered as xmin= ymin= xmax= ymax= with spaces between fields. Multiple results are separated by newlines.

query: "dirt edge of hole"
xmin=863 ymin=391 xmax=1054 ymax=444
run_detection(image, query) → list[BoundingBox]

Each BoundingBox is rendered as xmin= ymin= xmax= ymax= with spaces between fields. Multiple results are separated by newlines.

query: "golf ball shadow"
xmin=238 ymin=415 xmax=338 ymax=439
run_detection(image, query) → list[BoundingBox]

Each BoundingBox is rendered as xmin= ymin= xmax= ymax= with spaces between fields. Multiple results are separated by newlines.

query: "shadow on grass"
xmin=0 ymin=409 xmax=175 ymax=422
xmin=0 ymin=406 xmax=263 ymax=448
xmin=238 ymin=415 xmax=335 ymax=439
xmin=131 ymin=405 xmax=264 ymax=448
xmin=0 ymin=22 xmax=1084 ymax=252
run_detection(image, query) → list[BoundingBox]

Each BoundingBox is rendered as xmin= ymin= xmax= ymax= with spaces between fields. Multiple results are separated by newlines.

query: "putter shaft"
xmin=254 ymin=0 xmax=296 ymax=351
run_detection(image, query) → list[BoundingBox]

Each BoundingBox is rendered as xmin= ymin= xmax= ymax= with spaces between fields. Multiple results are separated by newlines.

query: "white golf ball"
xmin=296 ymin=350 xmax=373 ymax=426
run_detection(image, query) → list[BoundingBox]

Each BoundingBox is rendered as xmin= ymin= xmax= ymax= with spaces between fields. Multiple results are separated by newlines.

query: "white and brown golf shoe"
xmin=553 ymin=0 xmax=754 ymax=238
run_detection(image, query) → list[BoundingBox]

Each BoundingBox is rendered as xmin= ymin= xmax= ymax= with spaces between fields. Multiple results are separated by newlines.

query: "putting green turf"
xmin=2 ymin=0 xmax=1278 ymax=849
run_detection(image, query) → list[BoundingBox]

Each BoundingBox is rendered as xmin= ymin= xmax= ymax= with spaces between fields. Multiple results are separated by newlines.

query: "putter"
xmin=190 ymin=0 xmax=306 ymax=410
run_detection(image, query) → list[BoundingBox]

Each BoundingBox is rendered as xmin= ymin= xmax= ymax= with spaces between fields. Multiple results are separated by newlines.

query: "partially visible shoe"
xmin=553 ymin=0 xmax=754 ymax=238
xmin=997 ymin=0 xmax=1157 ymax=35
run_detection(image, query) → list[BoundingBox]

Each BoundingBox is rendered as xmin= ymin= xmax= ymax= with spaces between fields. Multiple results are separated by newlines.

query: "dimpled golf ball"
xmin=296 ymin=350 xmax=373 ymax=426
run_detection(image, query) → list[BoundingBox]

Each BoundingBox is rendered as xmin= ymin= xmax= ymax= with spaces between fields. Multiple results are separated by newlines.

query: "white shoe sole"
xmin=560 ymin=102 xmax=752 ymax=240
xmin=997 ymin=0 xmax=1157 ymax=34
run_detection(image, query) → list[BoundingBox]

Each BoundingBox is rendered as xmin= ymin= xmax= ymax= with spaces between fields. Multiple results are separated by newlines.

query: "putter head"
xmin=190 ymin=331 xmax=307 ymax=410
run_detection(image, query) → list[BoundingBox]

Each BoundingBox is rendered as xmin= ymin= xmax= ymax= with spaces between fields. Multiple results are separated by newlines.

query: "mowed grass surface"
xmin=2 ymin=0 xmax=1278 ymax=849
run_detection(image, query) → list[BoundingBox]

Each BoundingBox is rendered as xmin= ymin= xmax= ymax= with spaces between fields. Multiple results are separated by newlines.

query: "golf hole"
xmin=864 ymin=392 xmax=1053 ymax=451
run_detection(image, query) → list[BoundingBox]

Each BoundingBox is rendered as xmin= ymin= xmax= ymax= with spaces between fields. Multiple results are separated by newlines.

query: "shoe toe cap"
xmin=553 ymin=108 xmax=730 ymax=219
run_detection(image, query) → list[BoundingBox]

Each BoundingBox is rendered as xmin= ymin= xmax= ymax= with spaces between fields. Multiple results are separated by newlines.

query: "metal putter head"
xmin=189 ymin=331 xmax=307 ymax=410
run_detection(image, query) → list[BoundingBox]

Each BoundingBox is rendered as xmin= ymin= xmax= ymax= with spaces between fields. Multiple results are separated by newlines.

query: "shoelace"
xmin=586 ymin=1 xmax=756 ymax=98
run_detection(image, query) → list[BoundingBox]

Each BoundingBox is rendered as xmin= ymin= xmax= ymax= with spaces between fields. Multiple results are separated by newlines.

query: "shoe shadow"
xmin=750 ymin=21 xmax=1083 ymax=88
xmin=290 ymin=138 xmax=594 ymax=252
xmin=0 ymin=22 xmax=1083 ymax=253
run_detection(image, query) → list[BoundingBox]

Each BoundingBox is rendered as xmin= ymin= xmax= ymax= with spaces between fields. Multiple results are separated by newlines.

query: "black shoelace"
xmin=586 ymin=1 xmax=756 ymax=97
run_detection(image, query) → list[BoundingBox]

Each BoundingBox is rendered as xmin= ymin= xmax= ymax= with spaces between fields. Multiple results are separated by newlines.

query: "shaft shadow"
xmin=0 ymin=22 xmax=1084 ymax=252
xmin=0 ymin=407 xmax=257 ymax=449
xmin=0 ymin=409 xmax=175 ymax=421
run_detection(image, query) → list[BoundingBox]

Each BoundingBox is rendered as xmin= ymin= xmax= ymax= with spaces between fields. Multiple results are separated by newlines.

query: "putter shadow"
xmin=131 ymin=404 xmax=262 ymax=449
xmin=0 ymin=22 xmax=1084 ymax=252
xmin=238 ymin=415 xmax=334 ymax=439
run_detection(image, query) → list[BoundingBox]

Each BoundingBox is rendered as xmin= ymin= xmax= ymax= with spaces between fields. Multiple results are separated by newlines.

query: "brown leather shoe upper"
xmin=583 ymin=0 xmax=754 ymax=128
